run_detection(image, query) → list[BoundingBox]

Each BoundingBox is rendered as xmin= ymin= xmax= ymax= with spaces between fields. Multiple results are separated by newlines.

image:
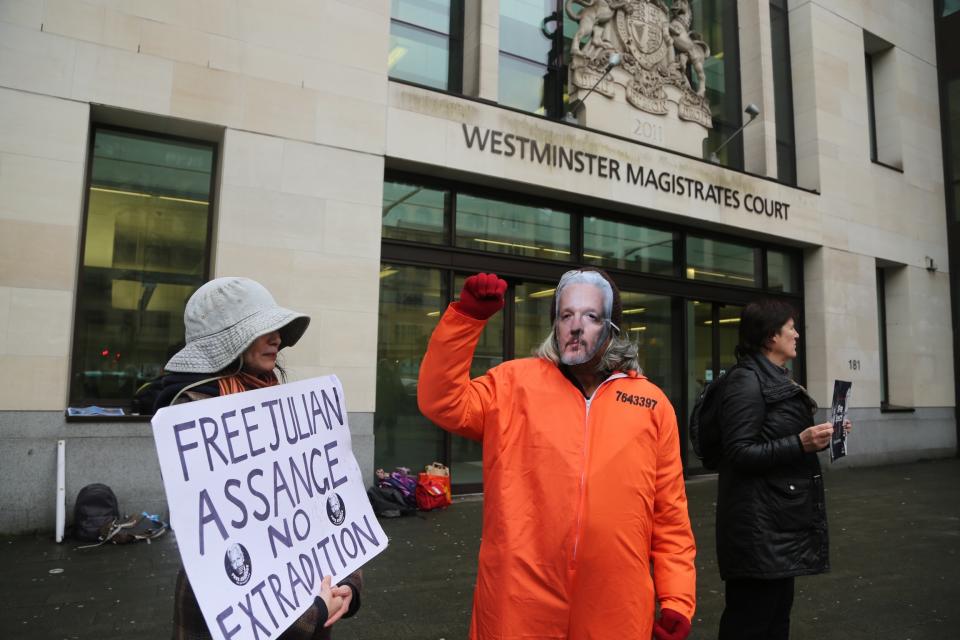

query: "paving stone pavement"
xmin=2 ymin=458 xmax=958 ymax=639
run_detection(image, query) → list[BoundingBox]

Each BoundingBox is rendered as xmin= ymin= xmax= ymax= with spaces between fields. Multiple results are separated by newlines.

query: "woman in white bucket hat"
xmin=154 ymin=277 xmax=362 ymax=640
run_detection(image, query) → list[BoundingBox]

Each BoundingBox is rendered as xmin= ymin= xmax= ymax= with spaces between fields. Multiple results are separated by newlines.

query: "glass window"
xmin=948 ymin=77 xmax=960 ymax=221
xmin=876 ymin=267 xmax=889 ymax=406
xmin=499 ymin=0 xmax=564 ymax=115
xmin=620 ymin=292 xmax=674 ymax=400
xmin=451 ymin=274 xmax=505 ymax=484
xmin=693 ymin=0 xmax=743 ymax=169
xmin=685 ymin=299 xmax=713 ymax=468
xmin=375 ymin=264 xmax=446 ymax=472
xmin=70 ymin=129 xmax=215 ymax=410
xmin=456 ymin=194 xmax=571 ymax=259
xmin=514 ymin=280 xmax=556 ymax=357
xmin=389 ymin=0 xmax=459 ymax=90
xmin=583 ymin=217 xmax=676 ymax=276
xmin=500 ymin=0 xmax=555 ymax=62
xmin=382 ymin=180 xmax=448 ymax=244
xmin=499 ymin=55 xmax=550 ymax=114
xmin=716 ymin=303 xmax=743 ymax=374
xmin=770 ymin=0 xmax=796 ymax=184
xmin=865 ymin=51 xmax=879 ymax=162
xmin=686 ymin=236 xmax=760 ymax=287
xmin=766 ymin=249 xmax=797 ymax=293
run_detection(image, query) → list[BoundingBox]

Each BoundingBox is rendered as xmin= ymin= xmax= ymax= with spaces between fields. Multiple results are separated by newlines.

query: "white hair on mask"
xmin=555 ymin=270 xmax=613 ymax=322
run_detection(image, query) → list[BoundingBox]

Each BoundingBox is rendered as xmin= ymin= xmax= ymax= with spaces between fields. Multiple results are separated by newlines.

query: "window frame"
xmin=388 ymin=0 xmax=465 ymax=93
xmin=67 ymin=124 xmax=219 ymax=415
xmin=770 ymin=0 xmax=797 ymax=185
xmin=379 ymin=170 xmax=805 ymax=482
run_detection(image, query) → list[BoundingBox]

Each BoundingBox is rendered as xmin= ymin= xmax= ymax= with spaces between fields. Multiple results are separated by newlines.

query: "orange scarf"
xmin=217 ymin=371 xmax=279 ymax=396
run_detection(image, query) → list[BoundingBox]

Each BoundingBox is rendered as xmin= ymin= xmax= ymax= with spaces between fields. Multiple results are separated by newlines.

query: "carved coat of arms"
xmin=566 ymin=0 xmax=713 ymax=128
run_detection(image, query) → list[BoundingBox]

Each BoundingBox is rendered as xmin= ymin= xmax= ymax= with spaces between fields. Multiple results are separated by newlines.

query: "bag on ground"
xmin=416 ymin=462 xmax=452 ymax=511
xmin=91 ymin=512 xmax=169 ymax=546
xmin=367 ymin=485 xmax=417 ymax=518
xmin=376 ymin=467 xmax=418 ymax=508
xmin=72 ymin=483 xmax=120 ymax=542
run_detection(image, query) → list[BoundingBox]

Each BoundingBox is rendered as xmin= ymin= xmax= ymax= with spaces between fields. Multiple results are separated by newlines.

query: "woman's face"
xmin=767 ymin=318 xmax=799 ymax=363
xmin=243 ymin=331 xmax=281 ymax=375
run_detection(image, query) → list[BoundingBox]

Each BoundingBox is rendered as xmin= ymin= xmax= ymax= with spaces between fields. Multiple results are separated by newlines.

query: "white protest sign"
xmin=152 ymin=375 xmax=387 ymax=640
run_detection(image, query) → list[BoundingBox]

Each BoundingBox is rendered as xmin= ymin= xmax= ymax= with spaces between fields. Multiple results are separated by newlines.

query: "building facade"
xmin=0 ymin=0 xmax=955 ymax=532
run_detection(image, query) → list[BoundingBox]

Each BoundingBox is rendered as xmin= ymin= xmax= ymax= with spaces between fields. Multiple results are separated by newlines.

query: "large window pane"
xmin=620 ymin=292 xmax=674 ymax=400
xmin=766 ymin=249 xmax=797 ymax=293
xmin=499 ymin=0 xmax=566 ymax=116
xmin=499 ymin=54 xmax=549 ymax=114
xmin=500 ymin=0 xmax=554 ymax=62
xmin=70 ymin=129 xmax=214 ymax=410
xmin=949 ymin=78 xmax=960 ymax=221
xmin=693 ymin=0 xmax=743 ymax=169
xmin=685 ymin=300 xmax=713 ymax=467
xmin=686 ymin=236 xmax=759 ymax=287
xmin=451 ymin=275 xmax=505 ymax=485
xmin=375 ymin=264 xmax=446 ymax=474
xmin=716 ymin=303 xmax=743 ymax=374
xmin=391 ymin=0 xmax=452 ymax=33
xmin=456 ymin=194 xmax=571 ymax=259
xmin=382 ymin=180 xmax=448 ymax=244
xmin=583 ymin=217 xmax=676 ymax=276
xmin=389 ymin=21 xmax=451 ymax=89
xmin=770 ymin=0 xmax=796 ymax=184
xmin=514 ymin=280 xmax=556 ymax=357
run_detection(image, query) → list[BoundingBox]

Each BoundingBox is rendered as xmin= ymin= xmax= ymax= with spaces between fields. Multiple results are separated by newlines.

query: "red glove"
xmin=653 ymin=608 xmax=691 ymax=640
xmin=454 ymin=273 xmax=507 ymax=320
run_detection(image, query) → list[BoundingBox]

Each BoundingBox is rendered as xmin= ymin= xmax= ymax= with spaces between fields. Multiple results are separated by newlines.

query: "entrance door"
xmin=685 ymin=300 xmax=744 ymax=471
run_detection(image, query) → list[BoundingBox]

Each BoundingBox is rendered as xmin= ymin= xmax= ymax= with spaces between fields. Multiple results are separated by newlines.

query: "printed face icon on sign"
xmin=224 ymin=543 xmax=252 ymax=586
xmin=327 ymin=493 xmax=346 ymax=526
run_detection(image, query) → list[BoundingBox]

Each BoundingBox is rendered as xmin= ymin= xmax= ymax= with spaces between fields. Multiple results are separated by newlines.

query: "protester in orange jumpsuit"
xmin=418 ymin=269 xmax=696 ymax=640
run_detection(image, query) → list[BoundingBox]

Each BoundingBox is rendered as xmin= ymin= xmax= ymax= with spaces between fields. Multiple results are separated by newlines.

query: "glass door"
xmin=448 ymin=274 xmax=506 ymax=491
xmin=375 ymin=264 xmax=447 ymax=475
xmin=685 ymin=300 xmax=743 ymax=471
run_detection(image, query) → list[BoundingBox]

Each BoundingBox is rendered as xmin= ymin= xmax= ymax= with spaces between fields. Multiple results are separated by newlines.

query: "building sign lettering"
xmin=462 ymin=124 xmax=791 ymax=221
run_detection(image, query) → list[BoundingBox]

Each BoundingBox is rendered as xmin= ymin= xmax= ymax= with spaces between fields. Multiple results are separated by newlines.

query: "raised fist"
xmin=455 ymin=273 xmax=507 ymax=320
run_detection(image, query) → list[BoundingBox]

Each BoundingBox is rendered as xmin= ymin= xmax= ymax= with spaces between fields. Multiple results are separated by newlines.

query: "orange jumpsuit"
xmin=418 ymin=307 xmax=696 ymax=639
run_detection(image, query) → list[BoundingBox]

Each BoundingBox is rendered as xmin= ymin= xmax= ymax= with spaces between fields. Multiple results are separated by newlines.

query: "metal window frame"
xmin=389 ymin=0 xmax=465 ymax=93
xmin=379 ymin=170 xmax=805 ymax=483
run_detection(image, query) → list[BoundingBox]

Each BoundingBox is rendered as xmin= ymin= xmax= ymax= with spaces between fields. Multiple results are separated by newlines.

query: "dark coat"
xmin=715 ymin=353 xmax=829 ymax=581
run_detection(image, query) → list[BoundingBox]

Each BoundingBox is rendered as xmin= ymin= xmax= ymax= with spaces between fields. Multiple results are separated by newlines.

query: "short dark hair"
xmin=736 ymin=299 xmax=798 ymax=359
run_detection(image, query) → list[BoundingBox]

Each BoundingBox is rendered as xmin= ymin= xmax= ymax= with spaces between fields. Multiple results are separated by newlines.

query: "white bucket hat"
xmin=164 ymin=277 xmax=310 ymax=374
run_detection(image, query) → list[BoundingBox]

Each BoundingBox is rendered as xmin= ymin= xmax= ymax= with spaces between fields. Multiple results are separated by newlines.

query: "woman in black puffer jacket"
xmin=716 ymin=299 xmax=851 ymax=640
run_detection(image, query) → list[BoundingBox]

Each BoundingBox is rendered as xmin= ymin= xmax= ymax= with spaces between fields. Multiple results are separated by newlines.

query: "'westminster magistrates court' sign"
xmin=152 ymin=375 xmax=386 ymax=640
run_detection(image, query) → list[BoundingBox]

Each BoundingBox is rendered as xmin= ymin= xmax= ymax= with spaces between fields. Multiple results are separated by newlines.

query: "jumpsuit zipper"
xmin=570 ymin=372 xmax=627 ymax=567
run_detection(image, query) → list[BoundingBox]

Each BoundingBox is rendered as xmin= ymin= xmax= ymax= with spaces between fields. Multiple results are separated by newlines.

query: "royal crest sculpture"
xmin=566 ymin=0 xmax=713 ymax=129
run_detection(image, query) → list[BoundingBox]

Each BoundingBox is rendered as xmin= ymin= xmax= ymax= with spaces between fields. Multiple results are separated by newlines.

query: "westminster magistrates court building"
xmin=0 ymin=0 xmax=957 ymax=531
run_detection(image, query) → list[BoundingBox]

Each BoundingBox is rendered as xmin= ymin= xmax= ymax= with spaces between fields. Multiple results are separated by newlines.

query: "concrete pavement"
xmin=2 ymin=458 xmax=958 ymax=639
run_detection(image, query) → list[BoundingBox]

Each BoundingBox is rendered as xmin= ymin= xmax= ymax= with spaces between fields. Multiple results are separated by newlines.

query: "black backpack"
xmin=689 ymin=367 xmax=738 ymax=470
xmin=73 ymin=483 xmax=120 ymax=542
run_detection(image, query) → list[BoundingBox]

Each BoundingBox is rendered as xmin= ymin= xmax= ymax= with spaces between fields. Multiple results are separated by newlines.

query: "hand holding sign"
xmin=323 ymin=583 xmax=353 ymax=628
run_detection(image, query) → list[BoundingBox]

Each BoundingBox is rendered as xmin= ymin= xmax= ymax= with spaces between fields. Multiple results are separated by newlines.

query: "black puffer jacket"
xmin=715 ymin=353 xmax=828 ymax=580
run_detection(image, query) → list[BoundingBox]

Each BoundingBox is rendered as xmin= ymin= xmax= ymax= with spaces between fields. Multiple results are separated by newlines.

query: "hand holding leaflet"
xmin=829 ymin=380 xmax=852 ymax=462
